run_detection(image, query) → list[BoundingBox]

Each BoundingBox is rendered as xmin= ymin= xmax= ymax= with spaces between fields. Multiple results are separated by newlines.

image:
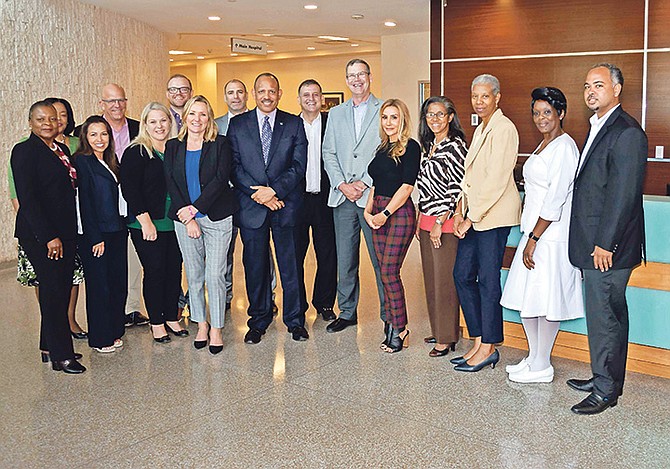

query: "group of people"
xmin=11 ymin=58 xmax=646 ymax=416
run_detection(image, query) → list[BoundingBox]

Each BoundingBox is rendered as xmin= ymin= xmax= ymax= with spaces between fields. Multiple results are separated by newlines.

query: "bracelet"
xmin=435 ymin=217 xmax=444 ymax=226
xmin=382 ymin=209 xmax=391 ymax=218
xmin=529 ymin=232 xmax=541 ymax=242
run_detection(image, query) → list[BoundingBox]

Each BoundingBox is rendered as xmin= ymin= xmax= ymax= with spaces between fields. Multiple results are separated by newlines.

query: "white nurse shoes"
xmin=508 ymin=365 xmax=554 ymax=383
xmin=505 ymin=357 xmax=528 ymax=374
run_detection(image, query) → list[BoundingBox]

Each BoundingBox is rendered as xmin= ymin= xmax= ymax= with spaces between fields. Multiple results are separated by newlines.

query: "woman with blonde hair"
xmin=164 ymin=95 xmax=238 ymax=354
xmin=364 ymin=99 xmax=421 ymax=353
xmin=120 ymin=102 xmax=186 ymax=343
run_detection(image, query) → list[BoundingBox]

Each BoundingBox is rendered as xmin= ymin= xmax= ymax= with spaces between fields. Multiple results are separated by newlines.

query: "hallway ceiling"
xmin=80 ymin=0 xmax=429 ymax=62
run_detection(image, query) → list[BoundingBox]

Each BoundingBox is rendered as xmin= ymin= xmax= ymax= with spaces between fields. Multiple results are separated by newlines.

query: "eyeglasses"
xmin=426 ymin=111 xmax=448 ymax=119
xmin=101 ymin=98 xmax=127 ymax=105
xmin=346 ymin=71 xmax=369 ymax=81
xmin=167 ymin=87 xmax=192 ymax=94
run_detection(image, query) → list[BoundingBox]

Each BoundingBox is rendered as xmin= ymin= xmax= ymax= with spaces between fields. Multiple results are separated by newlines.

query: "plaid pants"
xmin=372 ymin=196 xmax=416 ymax=328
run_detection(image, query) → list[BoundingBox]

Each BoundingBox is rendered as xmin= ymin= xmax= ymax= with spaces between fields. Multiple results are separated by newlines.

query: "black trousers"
xmin=130 ymin=228 xmax=183 ymax=325
xmin=20 ymin=236 xmax=76 ymax=361
xmin=583 ymin=268 xmax=633 ymax=398
xmin=79 ymin=231 xmax=128 ymax=348
xmin=295 ymin=192 xmax=337 ymax=314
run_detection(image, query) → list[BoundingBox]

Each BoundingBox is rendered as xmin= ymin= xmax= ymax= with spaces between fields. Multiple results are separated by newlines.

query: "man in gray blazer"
xmin=322 ymin=58 xmax=384 ymax=333
xmin=215 ymin=79 xmax=249 ymax=136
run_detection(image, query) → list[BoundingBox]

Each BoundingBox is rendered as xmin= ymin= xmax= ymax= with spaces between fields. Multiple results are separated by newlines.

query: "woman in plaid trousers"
xmin=364 ymin=99 xmax=421 ymax=353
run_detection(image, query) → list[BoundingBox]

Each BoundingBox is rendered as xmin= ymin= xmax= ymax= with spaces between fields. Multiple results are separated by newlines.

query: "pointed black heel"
xmin=380 ymin=322 xmax=392 ymax=350
xmin=454 ymin=349 xmax=500 ymax=372
xmin=384 ymin=328 xmax=410 ymax=354
xmin=165 ymin=323 xmax=189 ymax=337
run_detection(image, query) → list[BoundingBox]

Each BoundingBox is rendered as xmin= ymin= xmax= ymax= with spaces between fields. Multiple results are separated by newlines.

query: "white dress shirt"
xmin=256 ymin=108 xmax=277 ymax=141
xmin=301 ymin=113 xmax=322 ymax=193
xmin=578 ymin=104 xmax=620 ymax=174
xmin=352 ymin=97 xmax=369 ymax=140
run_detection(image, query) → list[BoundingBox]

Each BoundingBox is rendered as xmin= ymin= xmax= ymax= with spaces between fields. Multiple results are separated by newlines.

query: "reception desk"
xmin=478 ymin=195 xmax=670 ymax=378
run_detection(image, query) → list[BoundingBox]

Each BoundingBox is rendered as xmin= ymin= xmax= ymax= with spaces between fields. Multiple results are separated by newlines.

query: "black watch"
xmin=382 ymin=209 xmax=391 ymax=217
xmin=529 ymin=232 xmax=541 ymax=242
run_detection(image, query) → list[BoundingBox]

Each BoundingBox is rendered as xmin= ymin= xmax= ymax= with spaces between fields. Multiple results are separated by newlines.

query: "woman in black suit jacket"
xmin=164 ymin=95 xmax=238 ymax=354
xmin=74 ymin=116 xmax=128 ymax=353
xmin=11 ymin=100 xmax=85 ymax=373
xmin=120 ymin=102 xmax=186 ymax=343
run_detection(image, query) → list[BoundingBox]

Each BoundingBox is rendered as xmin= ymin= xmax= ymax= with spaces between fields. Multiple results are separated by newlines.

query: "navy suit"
xmin=228 ymin=109 xmax=307 ymax=331
xmin=75 ymin=154 xmax=128 ymax=348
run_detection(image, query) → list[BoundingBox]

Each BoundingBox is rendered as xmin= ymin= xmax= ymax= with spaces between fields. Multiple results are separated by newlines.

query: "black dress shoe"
xmin=317 ymin=306 xmax=337 ymax=321
xmin=153 ymin=335 xmax=171 ymax=343
xmin=449 ymin=355 xmax=468 ymax=365
xmin=41 ymin=352 xmax=82 ymax=363
xmin=244 ymin=328 xmax=264 ymax=344
xmin=290 ymin=326 xmax=309 ymax=341
xmin=454 ymin=350 xmax=500 ymax=372
xmin=71 ymin=331 xmax=88 ymax=340
xmin=567 ymin=377 xmax=595 ymax=393
xmin=571 ymin=392 xmax=618 ymax=415
xmin=194 ymin=339 xmax=208 ymax=349
xmin=326 ymin=317 xmax=357 ymax=333
xmin=52 ymin=359 xmax=86 ymax=374
xmin=165 ymin=324 xmax=189 ymax=337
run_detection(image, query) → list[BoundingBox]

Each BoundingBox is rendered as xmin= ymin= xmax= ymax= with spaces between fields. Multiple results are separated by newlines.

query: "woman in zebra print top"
xmin=415 ymin=96 xmax=467 ymax=357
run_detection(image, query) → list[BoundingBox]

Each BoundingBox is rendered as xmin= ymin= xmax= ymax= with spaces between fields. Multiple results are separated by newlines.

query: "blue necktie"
xmin=173 ymin=111 xmax=183 ymax=131
xmin=261 ymin=116 xmax=272 ymax=164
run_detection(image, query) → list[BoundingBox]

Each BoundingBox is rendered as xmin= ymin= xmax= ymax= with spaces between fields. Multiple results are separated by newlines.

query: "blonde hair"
xmin=378 ymin=98 xmax=412 ymax=161
xmin=130 ymin=102 xmax=172 ymax=158
xmin=177 ymin=95 xmax=218 ymax=142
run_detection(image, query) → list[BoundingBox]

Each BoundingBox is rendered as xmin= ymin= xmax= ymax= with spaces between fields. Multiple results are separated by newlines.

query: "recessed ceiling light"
xmin=231 ymin=53 xmax=238 ymax=56
xmin=169 ymin=50 xmax=192 ymax=55
xmin=384 ymin=20 xmax=397 ymax=27
xmin=351 ymin=14 xmax=364 ymax=20
xmin=208 ymin=16 xmax=221 ymax=21
xmin=351 ymin=43 xmax=359 ymax=47
xmin=261 ymin=33 xmax=274 ymax=37
xmin=267 ymin=50 xmax=275 ymax=53
xmin=169 ymin=58 xmax=174 ymax=62
xmin=318 ymin=35 xmax=349 ymax=41
xmin=307 ymin=46 xmax=316 ymax=50
xmin=304 ymin=4 xmax=318 ymax=10
xmin=196 ymin=56 xmax=205 ymax=59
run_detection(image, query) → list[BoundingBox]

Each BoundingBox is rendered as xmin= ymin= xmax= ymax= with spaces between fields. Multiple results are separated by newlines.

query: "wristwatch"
xmin=435 ymin=217 xmax=444 ymax=226
xmin=529 ymin=232 xmax=541 ymax=242
xmin=382 ymin=209 xmax=391 ymax=217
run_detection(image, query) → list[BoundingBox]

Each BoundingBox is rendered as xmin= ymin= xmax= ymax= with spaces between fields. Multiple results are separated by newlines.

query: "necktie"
xmin=174 ymin=112 xmax=183 ymax=131
xmin=261 ymin=115 xmax=272 ymax=164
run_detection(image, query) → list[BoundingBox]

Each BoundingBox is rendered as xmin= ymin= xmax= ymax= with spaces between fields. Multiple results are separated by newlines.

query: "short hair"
xmin=378 ymin=98 xmax=412 ymax=161
xmin=345 ymin=58 xmax=370 ymax=74
xmin=418 ymin=96 xmax=466 ymax=152
xmin=75 ymin=115 xmax=119 ymax=177
xmin=298 ymin=79 xmax=322 ymax=94
xmin=224 ymin=79 xmax=247 ymax=93
xmin=177 ymin=95 xmax=218 ymax=142
xmin=531 ymin=87 xmax=568 ymax=127
xmin=591 ymin=63 xmax=624 ymax=88
xmin=471 ymin=74 xmax=500 ymax=95
xmin=167 ymin=73 xmax=193 ymax=89
xmin=44 ymin=97 xmax=76 ymax=136
xmin=28 ymin=99 xmax=55 ymax=120
xmin=131 ymin=102 xmax=173 ymax=158
xmin=254 ymin=72 xmax=280 ymax=90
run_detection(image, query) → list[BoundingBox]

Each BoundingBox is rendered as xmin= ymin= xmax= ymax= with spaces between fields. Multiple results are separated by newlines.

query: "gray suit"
xmin=322 ymin=94 xmax=384 ymax=321
xmin=214 ymin=113 xmax=231 ymax=136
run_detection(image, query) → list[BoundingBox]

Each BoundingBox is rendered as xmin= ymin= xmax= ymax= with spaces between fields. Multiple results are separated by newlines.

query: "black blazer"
xmin=568 ymin=106 xmax=648 ymax=270
xmin=74 ymin=154 xmax=126 ymax=246
xmin=316 ymin=112 xmax=332 ymax=203
xmin=163 ymin=135 xmax=238 ymax=221
xmin=74 ymin=117 xmax=139 ymax=141
xmin=228 ymin=109 xmax=307 ymax=229
xmin=11 ymin=133 xmax=77 ymax=244
xmin=120 ymin=145 xmax=168 ymax=222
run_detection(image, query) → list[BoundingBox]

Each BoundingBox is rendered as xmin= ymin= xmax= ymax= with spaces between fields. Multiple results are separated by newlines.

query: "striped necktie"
xmin=261 ymin=115 xmax=272 ymax=164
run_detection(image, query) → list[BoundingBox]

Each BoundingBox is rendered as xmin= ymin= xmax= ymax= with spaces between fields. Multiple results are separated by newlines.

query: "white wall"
xmin=0 ymin=0 xmax=169 ymax=262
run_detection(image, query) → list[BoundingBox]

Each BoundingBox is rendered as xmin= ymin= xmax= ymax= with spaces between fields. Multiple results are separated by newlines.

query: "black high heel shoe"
xmin=71 ymin=331 xmax=88 ymax=340
xmin=209 ymin=344 xmax=223 ymax=354
xmin=52 ymin=358 xmax=86 ymax=374
xmin=449 ymin=355 xmax=468 ymax=365
xmin=165 ymin=323 xmax=189 ymax=337
xmin=380 ymin=322 xmax=391 ymax=350
xmin=384 ymin=328 xmax=410 ymax=354
xmin=454 ymin=349 xmax=500 ymax=372
xmin=41 ymin=352 xmax=82 ymax=363
xmin=429 ymin=342 xmax=456 ymax=357
xmin=151 ymin=325 xmax=171 ymax=343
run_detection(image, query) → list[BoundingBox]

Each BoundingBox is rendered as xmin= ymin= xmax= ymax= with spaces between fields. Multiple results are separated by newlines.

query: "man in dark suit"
xmin=228 ymin=73 xmax=308 ymax=343
xmin=295 ymin=79 xmax=337 ymax=322
xmin=567 ymin=63 xmax=647 ymax=415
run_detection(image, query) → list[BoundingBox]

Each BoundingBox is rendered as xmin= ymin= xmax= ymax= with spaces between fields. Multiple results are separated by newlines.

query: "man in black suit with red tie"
xmin=567 ymin=63 xmax=647 ymax=415
xmin=295 ymin=79 xmax=337 ymax=322
xmin=228 ymin=73 xmax=308 ymax=344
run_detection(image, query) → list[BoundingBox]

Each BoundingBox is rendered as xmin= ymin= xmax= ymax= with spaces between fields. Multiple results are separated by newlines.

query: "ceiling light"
xmin=318 ymin=35 xmax=349 ymax=41
xmin=268 ymin=50 xmax=275 ymax=53
xmin=351 ymin=14 xmax=364 ymax=20
xmin=384 ymin=20 xmax=397 ymax=27
xmin=307 ymin=46 xmax=316 ymax=50
xmin=351 ymin=43 xmax=359 ymax=47
xmin=169 ymin=50 xmax=192 ymax=55
xmin=208 ymin=16 xmax=221 ymax=21
xmin=196 ymin=56 xmax=205 ymax=59
xmin=261 ymin=33 xmax=274 ymax=37
xmin=304 ymin=4 xmax=318 ymax=9
xmin=169 ymin=58 xmax=174 ymax=62
xmin=231 ymin=53 xmax=238 ymax=56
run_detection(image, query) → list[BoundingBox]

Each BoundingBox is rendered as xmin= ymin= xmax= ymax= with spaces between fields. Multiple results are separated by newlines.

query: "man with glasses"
xmin=322 ymin=59 xmax=385 ymax=333
xmin=97 ymin=83 xmax=149 ymax=328
xmin=166 ymin=74 xmax=193 ymax=137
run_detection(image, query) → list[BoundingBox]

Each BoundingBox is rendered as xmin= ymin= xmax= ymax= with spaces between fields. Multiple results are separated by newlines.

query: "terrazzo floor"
xmin=1 ymin=239 xmax=668 ymax=468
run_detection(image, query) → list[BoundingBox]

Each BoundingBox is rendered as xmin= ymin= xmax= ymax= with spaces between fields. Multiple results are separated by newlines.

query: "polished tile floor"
xmin=1 ymin=240 xmax=668 ymax=468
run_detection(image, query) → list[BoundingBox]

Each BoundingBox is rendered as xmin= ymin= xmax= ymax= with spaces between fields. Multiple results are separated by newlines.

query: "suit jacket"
xmin=228 ymin=108 xmax=307 ymax=229
xmin=214 ymin=113 xmax=230 ymax=136
xmin=460 ymin=108 xmax=521 ymax=231
xmin=119 ymin=144 xmax=168 ymax=222
xmin=74 ymin=117 xmax=139 ymax=141
xmin=74 ymin=154 xmax=126 ymax=246
xmin=11 ymin=133 xmax=77 ymax=243
xmin=568 ymin=106 xmax=647 ymax=270
xmin=322 ymin=94 xmax=382 ymax=208
xmin=304 ymin=112 xmax=331 ymax=205
xmin=163 ymin=135 xmax=238 ymax=222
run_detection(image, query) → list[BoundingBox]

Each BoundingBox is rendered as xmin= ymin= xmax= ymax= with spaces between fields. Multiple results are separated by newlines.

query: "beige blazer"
xmin=460 ymin=108 xmax=521 ymax=231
